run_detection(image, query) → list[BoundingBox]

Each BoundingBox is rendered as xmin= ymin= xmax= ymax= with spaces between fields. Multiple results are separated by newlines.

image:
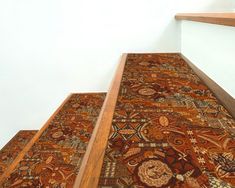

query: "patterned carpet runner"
xmin=1 ymin=93 xmax=105 ymax=187
xmin=98 ymin=54 xmax=235 ymax=188
xmin=0 ymin=130 xmax=37 ymax=177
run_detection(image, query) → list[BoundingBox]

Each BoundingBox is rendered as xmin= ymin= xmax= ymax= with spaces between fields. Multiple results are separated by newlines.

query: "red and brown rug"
xmin=98 ymin=54 xmax=235 ymax=188
xmin=2 ymin=93 xmax=105 ymax=187
xmin=0 ymin=130 xmax=37 ymax=177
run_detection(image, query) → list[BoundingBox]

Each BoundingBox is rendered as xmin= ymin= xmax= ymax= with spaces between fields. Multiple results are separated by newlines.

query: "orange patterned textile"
xmin=0 ymin=131 xmax=37 ymax=176
xmin=2 ymin=93 xmax=105 ymax=187
xmin=98 ymin=54 xmax=235 ymax=188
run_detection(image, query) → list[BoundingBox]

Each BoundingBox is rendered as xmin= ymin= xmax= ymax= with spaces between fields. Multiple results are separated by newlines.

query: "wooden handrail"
xmin=175 ymin=13 xmax=235 ymax=27
xmin=73 ymin=54 xmax=127 ymax=188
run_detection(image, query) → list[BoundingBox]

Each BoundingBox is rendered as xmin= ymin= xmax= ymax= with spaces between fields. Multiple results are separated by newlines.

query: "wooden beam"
xmin=73 ymin=54 xmax=127 ymax=188
xmin=181 ymin=54 xmax=235 ymax=119
xmin=175 ymin=13 xmax=235 ymax=27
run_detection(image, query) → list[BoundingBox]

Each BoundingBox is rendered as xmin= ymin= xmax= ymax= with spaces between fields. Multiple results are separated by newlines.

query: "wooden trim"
xmin=73 ymin=54 xmax=127 ymax=188
xmin=0 ymin=94 xmax=73 ymax=184
xmin=181 ymin=54 xmax=235 ymax=119
xmin=175 ymin=13 xmax=235 ymax=27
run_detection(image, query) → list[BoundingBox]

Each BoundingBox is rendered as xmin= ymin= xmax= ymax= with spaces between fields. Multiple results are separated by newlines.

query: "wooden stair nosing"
xmin=73 ymin=54 xmax=128 ymax=188
xmin=0 ymin=94 xmax=73 ymax=184
xmin=180 ymin=53 xmax=235 ymax=119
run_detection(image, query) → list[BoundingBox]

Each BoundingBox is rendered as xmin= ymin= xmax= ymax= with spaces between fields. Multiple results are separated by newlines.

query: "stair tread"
xmin=95 ymin=53 xmax=235 ymax=187
xmin=1 ymin=93 xmax=105 ymax=187
xmin=0 ymin=130 xmax=37 ymax=177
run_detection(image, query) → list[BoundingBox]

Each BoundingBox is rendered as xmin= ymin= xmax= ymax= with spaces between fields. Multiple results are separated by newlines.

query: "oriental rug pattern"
xmin=98 ymin=54 xmax=235 ymax=188
xmin=2 ymin=93 xmax=105 ymax=188
xmin=0 ymin=130 xmax=37 ymax=177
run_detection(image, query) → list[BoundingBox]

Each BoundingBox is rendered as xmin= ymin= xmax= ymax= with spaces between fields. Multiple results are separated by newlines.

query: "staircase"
xmin=0 ymin=53 xmax=234 ymax=188
xmin=0 ymin=93 xmax=105 ymax=187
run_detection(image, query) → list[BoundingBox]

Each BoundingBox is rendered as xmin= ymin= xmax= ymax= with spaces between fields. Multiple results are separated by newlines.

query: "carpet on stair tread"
xmin=0 ymin=130 xmax=37 ymax=177
xmin=1 ymin=93 xmax=106 ymax=187
xmin=98 ymin=54 xmax=235 ymax=188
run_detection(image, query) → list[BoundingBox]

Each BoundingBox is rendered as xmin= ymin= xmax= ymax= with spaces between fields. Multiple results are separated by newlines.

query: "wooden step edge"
xmin=0 ymin=94 xmax=73 ymax=184
xmin=180 ymin=53 xmax=235 ymax=119
xmin=73 ymin=54 xmax=128 ymax=188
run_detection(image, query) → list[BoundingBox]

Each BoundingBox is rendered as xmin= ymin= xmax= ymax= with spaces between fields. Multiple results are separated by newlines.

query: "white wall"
xmin=181 ymin=21 xmax=235 ymax=98
xmin=0 ymin=0 xmax=234 ymax=149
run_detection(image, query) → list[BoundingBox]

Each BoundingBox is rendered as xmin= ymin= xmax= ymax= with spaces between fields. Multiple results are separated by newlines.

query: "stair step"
xmin=0 ymin=93 xmax=106 ymax=187
xmin=0 ymin=130 xmax=37 ymax=177
xmin=77 ymin=53 xmax=235 ymax=188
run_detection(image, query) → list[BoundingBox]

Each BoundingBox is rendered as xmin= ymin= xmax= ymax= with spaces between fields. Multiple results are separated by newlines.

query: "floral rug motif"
xmin=2 ymin=93 xmax=105 ymax=187
xmin=98 ymin=54 xmax=235 ymax=188
xmin=0 ymin=130 xmax=37 ymax=176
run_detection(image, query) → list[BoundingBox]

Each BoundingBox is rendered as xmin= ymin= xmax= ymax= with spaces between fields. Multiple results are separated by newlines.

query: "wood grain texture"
xmin=181 ymin=54 xmax=235 ymax=119
xmin=0 ymin=94 xmax=73 ymax=184
xmin=175 ymin=13 xmax=235 ymax=27
xmin=73 ymin=54 xmax=127 ymax=188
